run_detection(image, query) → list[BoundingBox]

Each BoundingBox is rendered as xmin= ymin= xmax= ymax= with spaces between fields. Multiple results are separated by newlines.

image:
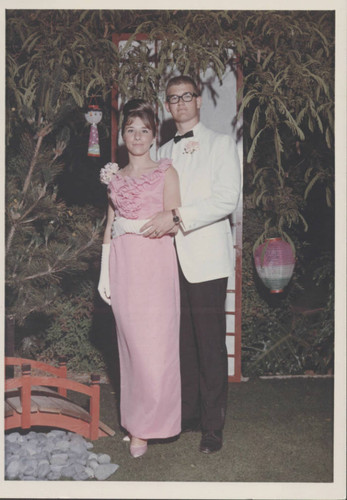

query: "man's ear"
xmin=164 ymin=101 xmax=171 ymax=113
xmin=196 ymin=96 xmax=202 ymax=109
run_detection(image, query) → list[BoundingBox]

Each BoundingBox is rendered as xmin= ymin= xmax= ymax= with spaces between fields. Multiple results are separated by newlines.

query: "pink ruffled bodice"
xmin=107 ymin=158 xmax=172 ymax=219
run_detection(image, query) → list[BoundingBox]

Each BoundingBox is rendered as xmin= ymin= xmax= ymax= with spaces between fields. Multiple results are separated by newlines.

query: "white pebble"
xmin=37 ymin=462 xmax=50 ymax=479
xmin=94 ymin=463 xmax=119 ymax=481
xmin=6 ymin=443 xmax=21 ymax=454
xmin=61 ymin=466 xmax=74 ymax=478
xmin=88 ymin=459 xmax=99 ymax=470
xmin=22 ymin=458 xmax=38 ymax=476
xmin=6 ymin=432 xmax=21 ymax=443
xmin=49 ymin=430 xmax=67 ymax=438
xmin=85 ymin=466 xmax=95 ymax=478
xmin=26 ymin=443 xmax=39 ymax=456
xmin=27 ymin=431 xmax=39 ymax=439
xmin=50 ymin=453 xmax=69 ymax=465
xmin=97 ymin=453 xmax=111 ymax=464
xmin=54 ymin=439 xmax=70 ymax=451
xmin=6 ymin=460 xmax=21 ymax=479
xmin=50 ymin=464 xmax=65 ymax=473
xmin=6 ymin=454 xmax=20 ymax=464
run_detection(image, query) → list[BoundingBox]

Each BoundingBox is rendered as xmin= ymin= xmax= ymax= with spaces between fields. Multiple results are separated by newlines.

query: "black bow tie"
xmin=173 ymin=130 xmax=194 ymax=143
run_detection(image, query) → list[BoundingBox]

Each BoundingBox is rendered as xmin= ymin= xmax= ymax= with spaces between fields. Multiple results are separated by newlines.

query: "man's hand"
xmin=140 ymin=211 xmax=176 ymax=238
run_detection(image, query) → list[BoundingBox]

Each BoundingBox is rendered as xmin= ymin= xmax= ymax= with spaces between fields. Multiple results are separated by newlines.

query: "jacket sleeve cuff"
xmin=179 ymin=205 xmax=199 ymax=232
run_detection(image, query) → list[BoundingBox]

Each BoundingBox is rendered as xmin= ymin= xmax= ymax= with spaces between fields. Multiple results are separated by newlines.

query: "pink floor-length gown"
xmin=107 ymin=159 xmax=181 ymax=439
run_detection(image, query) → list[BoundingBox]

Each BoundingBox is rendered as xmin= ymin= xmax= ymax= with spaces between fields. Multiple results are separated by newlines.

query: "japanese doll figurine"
xmin=85 ymin=104 xmax=102 ymax=157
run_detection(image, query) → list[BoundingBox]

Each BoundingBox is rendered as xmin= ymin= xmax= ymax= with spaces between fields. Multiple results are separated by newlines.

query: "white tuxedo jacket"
xmin=158 ymin=122 xmax=241 ymax=283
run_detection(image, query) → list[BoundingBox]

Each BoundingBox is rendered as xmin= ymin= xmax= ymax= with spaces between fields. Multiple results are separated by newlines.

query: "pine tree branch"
xmin=6 ymin=226 xmax=16 ymax=255
xmin=16 ymin=232 xmax=100 ymax=283
xmin=22 ymin=123 xmax=53 ymax=196
xmin=19 ymin=186 xmax=47 ymax=221
xmin=22 ymin=134 xmax=43 ymax=196
xmin=7 ymin=124 xmax=54 ymax=255
xmin=6 ymin=183 xmax=47 ymax=256
xmin=20 ymin=265 xmax=58 ymax=282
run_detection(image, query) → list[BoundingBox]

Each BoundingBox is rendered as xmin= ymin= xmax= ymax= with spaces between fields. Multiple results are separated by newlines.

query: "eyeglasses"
xmin=166 ymin=92 xmax=198 ymax=104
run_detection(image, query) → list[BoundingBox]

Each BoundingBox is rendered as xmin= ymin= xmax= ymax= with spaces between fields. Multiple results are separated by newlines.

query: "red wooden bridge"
xmin=5 ymin=357 xmax=115 ymax=440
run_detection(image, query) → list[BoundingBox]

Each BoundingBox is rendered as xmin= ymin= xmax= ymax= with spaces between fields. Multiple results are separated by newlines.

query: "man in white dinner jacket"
xmin=141 ymin=75 xmax=241 ymax=454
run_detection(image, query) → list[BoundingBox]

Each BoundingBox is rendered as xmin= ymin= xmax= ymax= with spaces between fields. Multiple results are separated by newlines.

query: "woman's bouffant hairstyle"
xmin=121 ymin=99 xmax=157 ymax=137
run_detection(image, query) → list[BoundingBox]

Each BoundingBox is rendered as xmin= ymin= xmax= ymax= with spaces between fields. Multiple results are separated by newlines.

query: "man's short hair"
xmin=166 ymin=76 xmax=200 ymax=96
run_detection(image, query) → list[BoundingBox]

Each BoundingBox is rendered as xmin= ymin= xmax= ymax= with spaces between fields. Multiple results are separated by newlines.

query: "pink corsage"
xmin=100 ymin=162 xmax=119 ymax=185
xmin=183 ymin=141 xmax=200 ymax=155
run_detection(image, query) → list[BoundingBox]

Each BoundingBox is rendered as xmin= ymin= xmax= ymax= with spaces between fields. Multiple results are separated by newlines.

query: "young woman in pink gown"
xmin=98 ymin=100 xmax=181 ymax=458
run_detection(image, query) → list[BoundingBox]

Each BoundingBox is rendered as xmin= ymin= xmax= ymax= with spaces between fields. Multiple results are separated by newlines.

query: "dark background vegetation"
xmin=5 ymin=10 xmax=334 ymax=376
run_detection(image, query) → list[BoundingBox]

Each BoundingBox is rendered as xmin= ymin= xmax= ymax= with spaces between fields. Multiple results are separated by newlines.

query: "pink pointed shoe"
xmin=129 ymin=437 xmax=148 ymax=458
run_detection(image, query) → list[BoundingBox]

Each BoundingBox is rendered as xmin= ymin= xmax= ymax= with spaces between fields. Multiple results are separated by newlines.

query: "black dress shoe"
xmin=181 ymin=418 xmax=201 ymax=433
xmin=199 ymin=430 xmax=223 ymax=454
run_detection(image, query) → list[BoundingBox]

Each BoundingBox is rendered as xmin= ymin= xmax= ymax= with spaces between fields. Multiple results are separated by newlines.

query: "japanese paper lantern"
xmin=253 ymin=237 xmax=295 ymax=293
xmin=85 ymin=104 xmax=102 ymax=157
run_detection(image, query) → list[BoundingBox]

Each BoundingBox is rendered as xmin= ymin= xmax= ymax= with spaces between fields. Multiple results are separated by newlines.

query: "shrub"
xmin=37 ymin=280 xmax=106 ymax=372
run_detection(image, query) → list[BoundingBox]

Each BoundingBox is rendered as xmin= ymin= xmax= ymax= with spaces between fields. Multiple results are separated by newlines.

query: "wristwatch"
xmin=172 ymin=209 xmax=180 ymax=225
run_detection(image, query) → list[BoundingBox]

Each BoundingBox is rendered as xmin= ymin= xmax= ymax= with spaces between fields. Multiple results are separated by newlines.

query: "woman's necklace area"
xmin=122 ymin=162 xmax=158 ymax=179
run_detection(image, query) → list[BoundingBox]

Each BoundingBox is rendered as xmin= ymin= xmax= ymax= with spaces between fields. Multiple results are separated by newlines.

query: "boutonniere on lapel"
xmin=183 ymin=141 xmax=200 ymax=155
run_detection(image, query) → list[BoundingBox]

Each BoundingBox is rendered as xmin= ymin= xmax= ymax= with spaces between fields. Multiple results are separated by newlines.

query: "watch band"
xmin=172 ymin=209 xmax=180 ymax=225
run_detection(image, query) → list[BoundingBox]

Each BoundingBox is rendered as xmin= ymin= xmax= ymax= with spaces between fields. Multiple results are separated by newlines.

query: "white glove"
xmin=111 ymin=216 xmax=150 ymax=239
xmin=111 ymin=218 xmax=127 ymax=239
xmin=98 ymin=243 xmax=111 ymax=306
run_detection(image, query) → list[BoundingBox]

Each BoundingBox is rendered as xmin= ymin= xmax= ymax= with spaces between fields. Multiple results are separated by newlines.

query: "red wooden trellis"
xmin=226 ymin=59 xmax=243 ymax=382
xmin=111 ymin=33 xmax=243 ymax=382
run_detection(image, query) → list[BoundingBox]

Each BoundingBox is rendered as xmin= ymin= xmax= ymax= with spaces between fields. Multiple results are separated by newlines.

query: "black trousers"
xmin=177 ymin=260 xmax=228 ymax=431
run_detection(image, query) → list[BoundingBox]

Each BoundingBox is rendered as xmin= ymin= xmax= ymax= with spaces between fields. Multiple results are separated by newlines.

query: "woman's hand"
xmin=140 ymin=211 xmax=175 ymax=238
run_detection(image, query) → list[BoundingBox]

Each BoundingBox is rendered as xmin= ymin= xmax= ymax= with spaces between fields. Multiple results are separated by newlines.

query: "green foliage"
xmin=6 ymin=10 xmax=334 ymax=237
xmin=239 ymin=11 xmax=334 ymax=243
xmin=5 ymin=124 xmax=104 ymax=325
xmin=6 ymin=17 xmax=106 ymax=328
xmin=26 ymin=281 xmax=105 ymax=372
xmin=242 ymin=304 xmax=333 ymax=376
xmin=242 ymin=204 xmax=334 ymax=376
